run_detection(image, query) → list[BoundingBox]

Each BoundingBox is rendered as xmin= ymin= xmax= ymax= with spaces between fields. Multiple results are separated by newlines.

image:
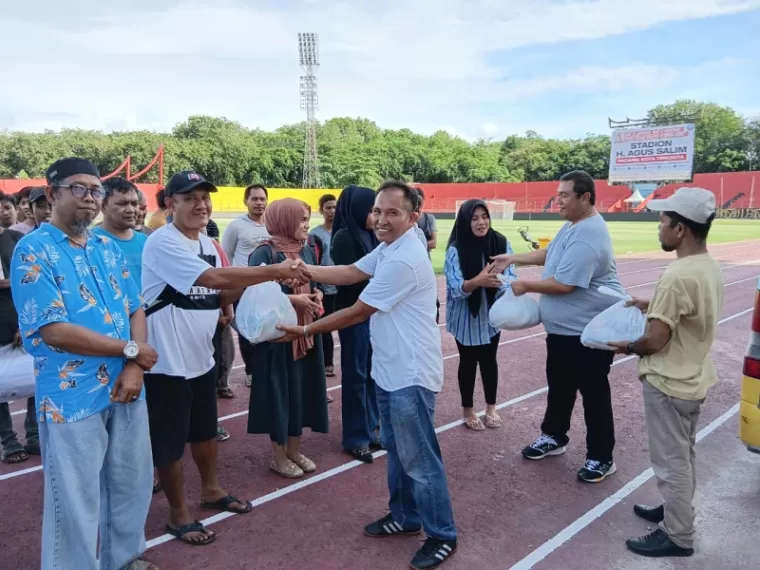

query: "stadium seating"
xmin=418 ymin=180 xmax=632 ymax=213
xmin=635 ymin=172 xmax=759 ymax=211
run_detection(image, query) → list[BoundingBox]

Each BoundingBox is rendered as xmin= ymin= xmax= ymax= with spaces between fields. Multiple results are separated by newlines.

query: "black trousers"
xmin=320 ymin=294 xmax=337 ymax=368
xmin=455 ymin=333 xmax=501 ymax=408
xmin=541 ymin=334 xmax=615 ymax=462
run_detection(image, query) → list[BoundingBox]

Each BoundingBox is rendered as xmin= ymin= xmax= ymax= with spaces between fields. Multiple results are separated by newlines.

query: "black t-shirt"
xmin=0 ymin=229 xmax=22 ymax=345
xmin=206 ymin=219 xmax=220 ymax=240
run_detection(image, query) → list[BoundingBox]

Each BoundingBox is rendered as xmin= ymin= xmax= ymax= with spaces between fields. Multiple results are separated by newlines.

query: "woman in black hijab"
xmin=443 ymin=199 xmax=516 ymax=430
xmin=329 ymin=185 xmax=380 ymax=463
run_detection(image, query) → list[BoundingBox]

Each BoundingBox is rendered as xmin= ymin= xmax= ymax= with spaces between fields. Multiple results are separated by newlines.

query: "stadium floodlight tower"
xmin=298 ymin=32 xmax=321 ymax=189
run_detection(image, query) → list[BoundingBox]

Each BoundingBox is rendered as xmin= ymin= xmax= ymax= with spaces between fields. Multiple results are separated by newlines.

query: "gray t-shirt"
xmin=539 ymin=214 xmax=624 ymax=336
xmin=221 ymin=215 xmax=270 ymax=267
xmin=309 ymin=225 xmax=336 ymax=295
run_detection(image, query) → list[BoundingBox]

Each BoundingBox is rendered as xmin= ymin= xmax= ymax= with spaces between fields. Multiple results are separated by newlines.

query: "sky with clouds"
xmin=1 ymin=0 xmax=759 ymax=141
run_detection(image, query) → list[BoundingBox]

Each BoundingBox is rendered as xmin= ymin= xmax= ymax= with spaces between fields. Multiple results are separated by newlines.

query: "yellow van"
xmin=739 ymin=277 xmax=760 ymax=454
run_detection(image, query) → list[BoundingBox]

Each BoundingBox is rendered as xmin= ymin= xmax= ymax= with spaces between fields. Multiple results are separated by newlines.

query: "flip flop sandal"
xmin=216 ymin=387 xmax=235 ymax=399
xmin=485 ymin=414 xmax=502 ymax=429
xmin=24 ymin=444 xmax=41 ymax=456
xmin=165 ymin=521 xmax=216 ymax=546
xmin=325 ymin=366 xmax=336 ymax=377
xmin=1 ymin=449 xmax=29 ymax=464
xmin=200 ymin=494 xmax=252 ymax=514
xmin=269 ymin=459 xmax=304 ymax=479
xmin=464 ymin=417 xmax=486 ymax=431
xmin=326 ymin=392 xmax=334 ymax=403
xmin=152 ymin=481 xmax=162 ymax=494
xmin=2 ymin=449 xmax=29 ymax=464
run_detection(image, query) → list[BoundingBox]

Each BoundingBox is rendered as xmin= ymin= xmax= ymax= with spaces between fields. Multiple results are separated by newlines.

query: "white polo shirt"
xmin=355 ymin=227 xmax=443 ymax=393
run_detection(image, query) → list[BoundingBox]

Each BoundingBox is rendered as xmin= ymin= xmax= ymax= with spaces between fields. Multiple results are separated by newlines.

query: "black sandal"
xmin=1 ymin=449 xmax=29 ymax=464
xmin=166 ymin=520 xmax=216 ymax=546
xmin=200 ymin=494 xmax=252 ymax=514
xmin=216 ymin=387 xmax=234 ymax=399
xmin=25 ymin=443 xmax=41 ymax=456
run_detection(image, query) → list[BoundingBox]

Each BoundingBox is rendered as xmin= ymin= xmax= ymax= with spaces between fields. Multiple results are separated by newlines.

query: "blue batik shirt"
xmin=444 ymin=241 xmax=517 ymax=346
xmin=10 ymin=223 xmax=143 ymax=424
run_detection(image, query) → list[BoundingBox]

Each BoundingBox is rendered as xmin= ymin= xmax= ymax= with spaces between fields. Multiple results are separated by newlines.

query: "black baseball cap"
xmin=164 ymin=171 xmax=217 ymax=197
xmin=29 ymin=187 xmax=49 ymax=204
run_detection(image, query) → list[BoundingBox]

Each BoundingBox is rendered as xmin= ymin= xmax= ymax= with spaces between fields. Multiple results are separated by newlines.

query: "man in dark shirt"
xmin=1 ymin=192 xmax=17 ymax=229
xmin=0 ymin=224 xmax=38 ymax=463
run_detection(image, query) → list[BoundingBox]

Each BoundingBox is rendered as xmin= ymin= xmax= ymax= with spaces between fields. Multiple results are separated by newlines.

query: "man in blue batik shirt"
xmin=11 ymin=158 xmax=160 ymax=570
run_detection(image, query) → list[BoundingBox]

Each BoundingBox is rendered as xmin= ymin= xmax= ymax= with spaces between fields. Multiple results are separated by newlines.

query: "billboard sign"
xmin=609 ymin=123 xmax=695 ymax=182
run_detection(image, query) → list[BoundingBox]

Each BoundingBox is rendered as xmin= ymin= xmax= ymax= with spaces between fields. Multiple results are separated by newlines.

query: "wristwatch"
xmin=123 ymin=340 xmax=140 ymax=360
xmin=626 ymin=342 xmax=637 ymax=355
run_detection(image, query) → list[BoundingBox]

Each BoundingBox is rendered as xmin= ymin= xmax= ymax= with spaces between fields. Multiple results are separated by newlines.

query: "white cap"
xmin=646 ymin=187 xmax=716 ymax=224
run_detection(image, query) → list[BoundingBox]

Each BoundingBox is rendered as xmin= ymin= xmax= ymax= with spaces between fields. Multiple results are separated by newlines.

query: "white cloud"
xmin=0 ymin=0 xmax=758 ymax=136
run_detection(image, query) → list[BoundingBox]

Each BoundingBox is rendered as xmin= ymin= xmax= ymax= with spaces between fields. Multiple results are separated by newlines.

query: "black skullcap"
xmin=46 ymin=158 xmax=101 ymax=185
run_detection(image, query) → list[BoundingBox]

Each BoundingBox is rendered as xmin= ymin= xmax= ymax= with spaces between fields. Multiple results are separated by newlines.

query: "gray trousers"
xmin=0 ymin=397 xmax=38 ymax=456
xmin=213 ymin=323 xmax=235 ymax=390
xmin=642 ymin=379 xmax=704 ymax=549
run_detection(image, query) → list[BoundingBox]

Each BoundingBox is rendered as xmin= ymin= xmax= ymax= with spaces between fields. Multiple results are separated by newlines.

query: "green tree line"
xmin=1 ymin=100 xmax=757 ymax=188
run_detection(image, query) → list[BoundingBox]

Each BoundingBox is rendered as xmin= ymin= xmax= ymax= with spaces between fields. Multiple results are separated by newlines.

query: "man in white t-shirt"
xmin=141 ymin=171 xmax=311 ymax=546
xmin=278 ymin=181 xmax=457 ymax=570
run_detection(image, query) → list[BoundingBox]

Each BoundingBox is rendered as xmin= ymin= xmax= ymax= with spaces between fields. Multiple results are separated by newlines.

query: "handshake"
xmin=275 ymin=258 xmax=313 ymax=287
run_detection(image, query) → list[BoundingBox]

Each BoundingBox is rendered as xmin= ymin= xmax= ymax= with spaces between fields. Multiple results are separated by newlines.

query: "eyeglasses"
xmin=56 ymin=183 xmax=105 ymax=200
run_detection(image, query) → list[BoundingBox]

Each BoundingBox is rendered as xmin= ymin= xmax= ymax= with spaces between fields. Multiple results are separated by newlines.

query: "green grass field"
xmin=212 ymin=215 xmax=758 ymax=273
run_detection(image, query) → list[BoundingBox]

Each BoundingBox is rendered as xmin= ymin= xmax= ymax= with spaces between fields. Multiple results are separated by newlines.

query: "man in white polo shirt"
xmin=278 ymin=181 xmax=457 ymax=570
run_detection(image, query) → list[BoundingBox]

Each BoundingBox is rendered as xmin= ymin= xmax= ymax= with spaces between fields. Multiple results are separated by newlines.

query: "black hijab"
xmin=332 ymin=185 xmax=379 ymax=256
xmin=447 ymin=199 xmax=507 ymax=317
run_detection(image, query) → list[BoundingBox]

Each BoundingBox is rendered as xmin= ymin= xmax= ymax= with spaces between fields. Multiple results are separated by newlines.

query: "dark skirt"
xmin=247 ymin=335 xmax=329 ymax=445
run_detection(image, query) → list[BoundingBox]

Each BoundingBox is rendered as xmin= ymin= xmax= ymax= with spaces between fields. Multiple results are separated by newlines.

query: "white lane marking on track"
xmin=507 ymin=402 xmax=742 ymax=570
xmin=141 ymin=306 xmax=753 ymax=549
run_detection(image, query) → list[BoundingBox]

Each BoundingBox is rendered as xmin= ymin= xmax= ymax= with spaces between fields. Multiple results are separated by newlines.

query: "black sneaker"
xmin=522 ymin=434 xmax=567 ymax=460
xmin=633 ymin=504 xmax=664 ymax=523
xmin=577 ymin=459 xmax=616 ymax=483
xmin=369 ymin=433 xmax=384 ymax=451
xmin=410 ymin=537 xmax=458 ymax=569
xmin=364 ymin=514 xmax=421 ymax=538
xmin=346 ymin=447 xmax=374 ymax=464
xmin=626 ymin=528 xmax=694 ymax=558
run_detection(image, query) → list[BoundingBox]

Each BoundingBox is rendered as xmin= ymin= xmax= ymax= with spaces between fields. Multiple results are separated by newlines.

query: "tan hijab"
xmin=264 ymin=198 xmax=314 ymax=360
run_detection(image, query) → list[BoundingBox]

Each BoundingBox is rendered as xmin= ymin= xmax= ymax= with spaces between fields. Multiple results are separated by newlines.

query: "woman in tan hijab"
xmin=246 ymin=198 xmax=329 ymax=478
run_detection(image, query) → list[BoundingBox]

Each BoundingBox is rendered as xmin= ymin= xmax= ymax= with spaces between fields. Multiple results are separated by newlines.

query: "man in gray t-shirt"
xmin=491 ymin=170 xmax=622 ymax=484
xmin=539 ymin=214 xmax=625 ymax=335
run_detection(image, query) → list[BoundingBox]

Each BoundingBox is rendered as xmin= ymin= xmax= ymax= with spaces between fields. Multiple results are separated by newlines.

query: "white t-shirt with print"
xmin=355 ymin=227 xmax=443 ymax=393
xmin=142 ymin=224 xmax=222 ymax=379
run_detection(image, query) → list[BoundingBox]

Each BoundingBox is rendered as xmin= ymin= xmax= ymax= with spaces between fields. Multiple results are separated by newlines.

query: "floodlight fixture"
xmin=298 ymin=32 xmax=319 ymax=68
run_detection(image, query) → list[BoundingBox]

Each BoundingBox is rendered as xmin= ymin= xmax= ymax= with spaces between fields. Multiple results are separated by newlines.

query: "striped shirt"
xmin=444 ymin=244 xmax=516 ymax=346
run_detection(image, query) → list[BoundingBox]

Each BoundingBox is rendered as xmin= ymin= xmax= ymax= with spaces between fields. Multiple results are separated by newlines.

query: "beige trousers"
xmin=642 ymin=378 xmax=704 ymax=549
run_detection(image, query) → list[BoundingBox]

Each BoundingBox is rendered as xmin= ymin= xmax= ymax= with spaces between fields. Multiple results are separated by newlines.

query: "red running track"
xmin=1 ymin=240 xmax=759 ymax=570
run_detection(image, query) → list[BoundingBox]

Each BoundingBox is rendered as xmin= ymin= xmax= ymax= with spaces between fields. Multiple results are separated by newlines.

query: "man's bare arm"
xmin=40 ymin=323 xmax=131 ymax=357
xmin=195 ymin=259 xmax=311 ymax=290
xmin=306 ymin=264 xmax=371 ymax=286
